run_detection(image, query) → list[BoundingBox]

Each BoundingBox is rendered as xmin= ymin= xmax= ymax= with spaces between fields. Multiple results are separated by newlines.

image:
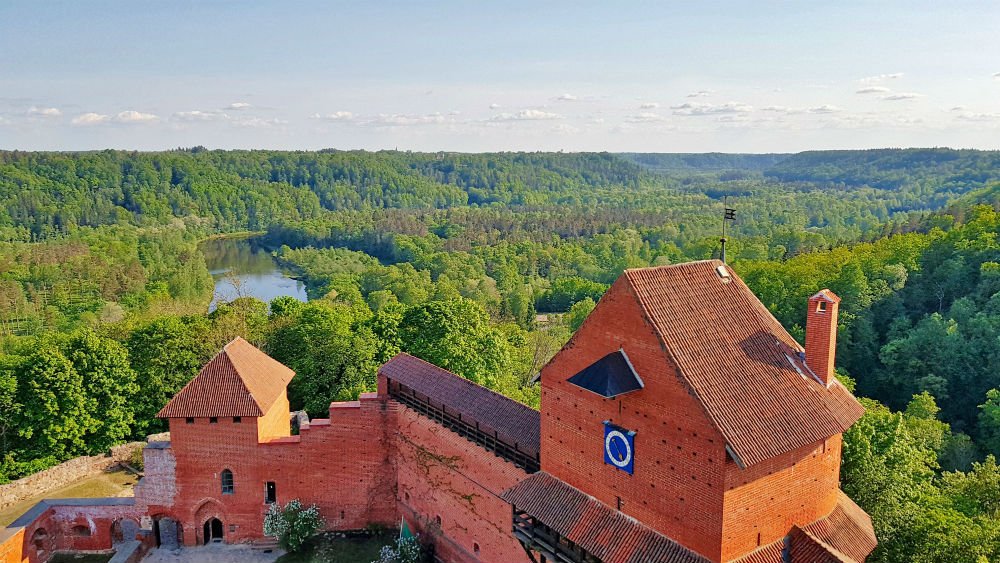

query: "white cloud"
xmin=881 ymin=93 xmax=922 ymax=101
xmin=173 ymin=110 xmax=226 ymax=121
xmin=993 ymin=72 xmax=1000 ymax=79
xmin=27 ymin=106 xmax=61 ymax=117
xmin=552 ymin=123 xmax=581 ymax=134
xmin=807 ymin=105 xmax=842 ymax=114
xmin=860 ymin=72 xmax=904 ymax=83
xmin=115 ymin=110 xmax=159 ymax=123
xmin=856 ymin=86 xmax=891 ymax=94
xmin=639 ymin=102 xmax=659 ymax=109
xmin=671 ymin=101 xmax=752 ymax=115
xmin=555 ymin=93 xmax=578 ymax=102
xmin=760 ymin=105 xmax=800 ymax=114
xmin=311 ymin=111 xmax=354 ymax=122
xmin=489 ymin=109 xmax=563 ymax=122
xmin=955 ymin=111 xmax=1000 ymax=122
xmin=366 ymin=112 xmax=449 ymax=126
xmin=71 ymin=112 xmax=110 ymax=125
xmin=626 ymin=112 xmax=666 ymax=123
xmin=489 ymin=103 xmax=501 ymax=109
xmin=232 ymin=116 xmax=287 ymax=128
xmin=227 ymin=102 xmax=252 ymax=110
xmin=686 ymin=90 xmax=713 ymax=98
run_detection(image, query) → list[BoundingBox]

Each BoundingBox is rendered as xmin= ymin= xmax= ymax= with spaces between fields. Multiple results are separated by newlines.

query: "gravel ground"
xmin=141 ymin=544 xmax=286 ymax=563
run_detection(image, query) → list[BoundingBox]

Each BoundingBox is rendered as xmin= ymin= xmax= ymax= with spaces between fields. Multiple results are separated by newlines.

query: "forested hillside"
xmin=3 ymin=148 xmax=1000 ymax=561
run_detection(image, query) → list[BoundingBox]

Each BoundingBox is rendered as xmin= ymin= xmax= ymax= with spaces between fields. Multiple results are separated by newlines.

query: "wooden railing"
xmin=512 ymin=509 xmax=601 ymax=563
xmin=387 ymin=379 xmax=540 ymax=473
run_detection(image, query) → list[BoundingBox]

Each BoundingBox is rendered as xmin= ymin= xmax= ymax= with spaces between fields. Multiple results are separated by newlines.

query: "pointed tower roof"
xmin=157 ymin=337 xmax=294 ymax=418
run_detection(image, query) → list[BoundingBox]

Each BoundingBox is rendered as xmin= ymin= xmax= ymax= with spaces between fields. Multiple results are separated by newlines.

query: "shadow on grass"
xmin=275 ymin=531 xmax=397 ymax=563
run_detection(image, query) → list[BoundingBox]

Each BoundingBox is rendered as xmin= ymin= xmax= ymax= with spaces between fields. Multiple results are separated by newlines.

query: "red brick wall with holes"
xmin=539 ymin=277 xmax=845 ymax=563
xmin=393 ymin=402 xmax=530 ymax=563
xmin=721 ymin=434 xmax=843 ymax=561
xmin=165 ymin=392 xmax=396 ymax=546
xmin=541 ymin=277 xmax=729 ymax=562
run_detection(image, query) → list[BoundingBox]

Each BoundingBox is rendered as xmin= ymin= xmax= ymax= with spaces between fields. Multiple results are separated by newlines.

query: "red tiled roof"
xmin=501 ymin=472 xmax=709 ymax=563
xmin=732 ymin=492 xmax=877 ymax=563
xmin=379 ymin=353 xmax=540 ymax=458
xmin=622 ymin=260 xmax=865 ymax=467
xmin=799 ymin=492 xmax=877 ymax=563
xmin=157 ymin=337 xmax=295 ymax=418
xmin=732 ymin=540 xmax=785 ymax=563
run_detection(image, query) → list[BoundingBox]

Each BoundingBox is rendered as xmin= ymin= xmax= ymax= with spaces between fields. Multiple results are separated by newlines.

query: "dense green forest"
xmin=3 ymin=148 xmax=1000 ymax=561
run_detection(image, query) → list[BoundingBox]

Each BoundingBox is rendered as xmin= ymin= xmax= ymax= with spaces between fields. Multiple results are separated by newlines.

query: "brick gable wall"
xmin=541 ymin=277 xmax=728 ymax=562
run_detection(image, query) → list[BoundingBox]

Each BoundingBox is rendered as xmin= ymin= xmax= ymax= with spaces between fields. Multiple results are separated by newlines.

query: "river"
xmin=200 ymin=237 xmax=307 ymax=312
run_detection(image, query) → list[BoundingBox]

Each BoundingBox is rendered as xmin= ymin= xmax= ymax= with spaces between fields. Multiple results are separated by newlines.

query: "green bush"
xmin=263 ymin=499 xmax=326 ymax=553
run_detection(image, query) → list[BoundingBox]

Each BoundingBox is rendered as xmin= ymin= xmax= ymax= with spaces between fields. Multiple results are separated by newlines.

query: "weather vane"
xmin=721 ymin=195 xmax=736 ymax=264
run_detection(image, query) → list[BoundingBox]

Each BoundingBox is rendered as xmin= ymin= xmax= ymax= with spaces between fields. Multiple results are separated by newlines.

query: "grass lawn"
xmin=275 ymin=532 xmax=397 ymax=563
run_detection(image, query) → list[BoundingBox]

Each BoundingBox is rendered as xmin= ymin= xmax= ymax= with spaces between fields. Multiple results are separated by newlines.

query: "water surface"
xmin=201 ymin=237 xmax=307 ymax=311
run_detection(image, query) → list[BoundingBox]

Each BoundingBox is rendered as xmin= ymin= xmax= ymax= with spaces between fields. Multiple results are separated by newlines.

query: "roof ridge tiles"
xmin=620 ymin=261 xmax=864 ymax=467
xmin=157 ymin=337 xmax=294 ymax=419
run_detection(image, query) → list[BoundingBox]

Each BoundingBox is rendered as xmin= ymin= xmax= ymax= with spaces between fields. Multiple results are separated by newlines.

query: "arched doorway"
xmin=152 ymin=516 xmax=182 ymax=549
xmin=203 ymin=518 xmax=224 ymax=544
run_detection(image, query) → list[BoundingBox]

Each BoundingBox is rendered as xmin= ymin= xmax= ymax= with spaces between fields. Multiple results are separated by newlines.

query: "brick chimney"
xmin=805 ymin=289 xmax=840 ymax=386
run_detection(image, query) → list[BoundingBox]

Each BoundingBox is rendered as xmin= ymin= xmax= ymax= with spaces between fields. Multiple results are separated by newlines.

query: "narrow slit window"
xmin=221 ymin=469 xmax=234 ymax=495
xmin=209 ymin=417 xmax=218 ymax=424
xmin=265 ymin=481 xmax=276 ymax=504
xmin=185 ymin=417 xmax=194 ymax=424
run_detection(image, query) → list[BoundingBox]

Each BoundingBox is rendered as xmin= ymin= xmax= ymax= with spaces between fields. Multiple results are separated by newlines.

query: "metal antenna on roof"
xmin=720 ymin=196 xmax=737 ymax=263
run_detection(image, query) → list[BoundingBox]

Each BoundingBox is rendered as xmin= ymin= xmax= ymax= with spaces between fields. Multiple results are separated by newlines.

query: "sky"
xmin=1 ymin=1 xmax=999 ymax=153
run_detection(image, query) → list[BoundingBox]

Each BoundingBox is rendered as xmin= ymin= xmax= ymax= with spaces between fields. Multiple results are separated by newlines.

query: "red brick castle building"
xmin=1 ymin=261 xmax=877 ymax=563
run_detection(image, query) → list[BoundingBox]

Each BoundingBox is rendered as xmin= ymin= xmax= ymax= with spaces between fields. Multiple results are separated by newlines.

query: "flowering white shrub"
xmin=263 ymin=499 xmax=325 ymax=553
xmin=374 ymin=535 xmax=423 ymax=563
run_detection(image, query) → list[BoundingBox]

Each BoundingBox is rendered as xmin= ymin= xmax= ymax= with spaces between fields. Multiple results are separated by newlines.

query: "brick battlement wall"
xmin=155 ymin=384 xmax=533 ymax=561
xmin=160 ymin=393 xmax=396 ymax=546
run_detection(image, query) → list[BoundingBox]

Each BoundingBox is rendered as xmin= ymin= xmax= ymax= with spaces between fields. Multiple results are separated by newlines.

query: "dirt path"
xmin=0 ymin=470 xmax=137 ymax=527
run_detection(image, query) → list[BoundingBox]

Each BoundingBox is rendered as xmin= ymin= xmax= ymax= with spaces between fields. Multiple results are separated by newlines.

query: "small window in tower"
xmin=435 ymin=515 xmax=442 ymax=527
xmin=616 ymin=496 xmax=623 ymax=511
xmin=817 ymin=301 xmax=828 ymax=313
xmin=210 ymin=417 xmax=218 ymax=424
xmin=185 ymin=417 xmax=194 ymax=424
xmin=233 ymin=417 xmax=241 ymax=423
xmin=474 ymin=543 xmax=481 ymax=556
xmin=265 ymin=481 xmax=276 ymax=504
xmin=221 ymin=469 xmax=234 ymax=495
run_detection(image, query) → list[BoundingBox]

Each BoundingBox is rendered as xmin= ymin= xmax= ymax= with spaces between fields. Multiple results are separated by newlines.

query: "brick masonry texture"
xmin=1 ymin=262 xmax=876 ymax=563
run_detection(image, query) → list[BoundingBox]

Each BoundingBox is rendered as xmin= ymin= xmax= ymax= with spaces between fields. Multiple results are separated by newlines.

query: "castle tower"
xmin=504 ymin=261 xmax=876 ymax=563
